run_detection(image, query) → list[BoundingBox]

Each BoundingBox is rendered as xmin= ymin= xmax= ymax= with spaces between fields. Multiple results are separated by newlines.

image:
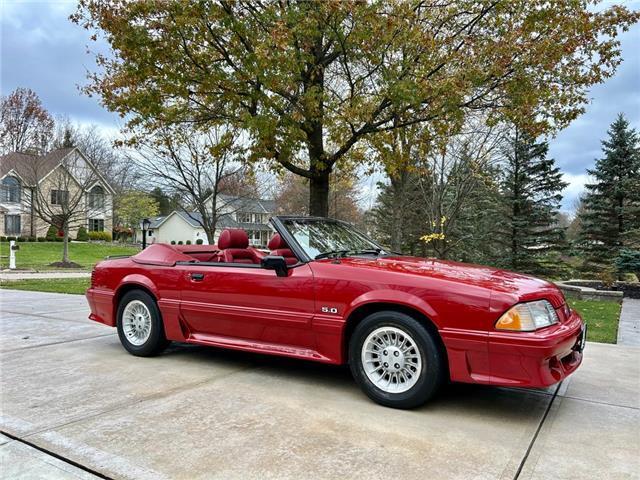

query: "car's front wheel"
xmin=116 ymin=290 xmax=169 ymax=357
xmin=349 ymin=311 xmax=444 ymax=409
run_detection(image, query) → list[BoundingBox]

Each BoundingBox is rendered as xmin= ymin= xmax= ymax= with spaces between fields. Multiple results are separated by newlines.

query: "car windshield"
xmin=281 ymin=218 xmax=385 ymax=260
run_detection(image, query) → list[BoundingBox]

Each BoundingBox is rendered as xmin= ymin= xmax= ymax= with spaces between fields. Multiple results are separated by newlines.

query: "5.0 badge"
xmin=321 ymin=306 xmax=338 ymax=314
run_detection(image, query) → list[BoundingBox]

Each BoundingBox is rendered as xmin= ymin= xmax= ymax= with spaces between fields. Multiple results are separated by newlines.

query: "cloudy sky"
xmin=1 ymin=0 xmax=639 ymax=212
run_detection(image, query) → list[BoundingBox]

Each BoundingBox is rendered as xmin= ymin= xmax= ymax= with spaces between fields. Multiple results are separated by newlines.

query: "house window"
xmin=51 ymin=190 xmax=69 ymax=205
xmin=88 ymin=185 xmax=105 ymax=209
xmin=1 ymin=176 xmax=21 ymax=203
xmin=248 ymin=230 xmax=262 ymax=246
xmin=4 ymin=215 xmax=21 ymax=235
xmin=89 ymin=218 xmax=105 ymax=232
xmin=237 ymin=212 xmax=252 ymax=223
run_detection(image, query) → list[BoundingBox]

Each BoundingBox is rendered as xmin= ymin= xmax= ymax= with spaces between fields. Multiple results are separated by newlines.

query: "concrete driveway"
xmin=1 ymin=290 xmax=638 ymax=480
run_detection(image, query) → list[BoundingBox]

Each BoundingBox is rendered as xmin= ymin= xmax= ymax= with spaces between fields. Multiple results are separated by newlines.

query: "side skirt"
xmin=185 ymin=332 xmax=337 ymax=364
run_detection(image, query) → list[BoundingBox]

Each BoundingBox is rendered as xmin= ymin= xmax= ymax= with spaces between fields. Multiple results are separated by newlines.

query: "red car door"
xmin=178 ymin=263 xmax=317 ymax=350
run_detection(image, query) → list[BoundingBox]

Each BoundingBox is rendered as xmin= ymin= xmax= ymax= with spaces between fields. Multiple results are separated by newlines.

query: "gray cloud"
xmin=1 ymin=1 xmax=119 ymax=128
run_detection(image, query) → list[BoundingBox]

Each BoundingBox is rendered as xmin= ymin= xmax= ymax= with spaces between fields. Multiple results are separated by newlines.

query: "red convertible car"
xmin=86 ymin=216 xmax=586 ymax=408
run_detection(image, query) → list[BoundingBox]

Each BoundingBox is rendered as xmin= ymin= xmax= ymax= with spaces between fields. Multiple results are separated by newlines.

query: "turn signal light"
xmin=495 ymin=300 xmax=559 ymax=332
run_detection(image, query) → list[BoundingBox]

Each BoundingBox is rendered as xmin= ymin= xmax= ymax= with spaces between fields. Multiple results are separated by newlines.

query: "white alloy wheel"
xmin=361 ymin=326 xmax=423 ymax=393
xmin=122 ymin=300 xmax=152 ymax=346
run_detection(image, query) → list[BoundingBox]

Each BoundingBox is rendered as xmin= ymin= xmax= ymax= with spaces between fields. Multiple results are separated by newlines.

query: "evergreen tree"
xmin=500 ymin=129 xmax=568 ymax=274
xmin=372 ymin=172 xmax=425 ymax=255
xmin=446 ymin=163 xmax=504 ymax=265
xmin=150 ymin=187 xmax=175 ymax=216
xmin=61 ymin=128 xmax=75 ymax=148
xmin=579 ymin=114 xmax=640 ymax=271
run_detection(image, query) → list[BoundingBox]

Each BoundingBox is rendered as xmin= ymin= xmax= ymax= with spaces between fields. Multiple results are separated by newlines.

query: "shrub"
xmin=88 ymin=231 xmax=112 ymax=241
xmin=597 ymin=267 xmax=616 ymax=288
xmin=615 ymin=249 xmax=640 ymax=279
xmin=196 ymin=238 xmax=203 ymax=245
xmin=186 ymin=240 xmax=192 ymax=245
xmin=46 ymin=225 xmax=58 ymax=241
xmin=0 ymin=236 xmax=6 ymax=242
xmin=177 ymin=240 xmax=183 ymax=245
xmin=76 ymin=226 xmax=89 ymax=241
xmin=16 ymin=237 xmax=25 ymax=242
xmin=170 ymin=240 xmax=176 ymax=245
xmin=37 ymin=237 xmax=46 ymax=242
xmin=27 ymin=236 xmax=36 ymax=242
xmin=6 ymin=236 xmax=16 ymax=241
xmin=54 ymin=237 xmax=63 ymax=242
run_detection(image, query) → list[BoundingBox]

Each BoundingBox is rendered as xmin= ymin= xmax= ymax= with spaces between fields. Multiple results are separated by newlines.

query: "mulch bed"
xmin=48 ymin=261 xmax=83 ymax=269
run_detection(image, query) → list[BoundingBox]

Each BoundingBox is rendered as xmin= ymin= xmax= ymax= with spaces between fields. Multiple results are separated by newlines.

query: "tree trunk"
xmin=203 ymin=224 xmax=216 ymax=245
xmin=309 ymin=172 xmax=330 ymax=217
xmin=62 ymin=226 xmax=69 ymax=264
xmin=389 ymin=175 xmax=406 ymax=252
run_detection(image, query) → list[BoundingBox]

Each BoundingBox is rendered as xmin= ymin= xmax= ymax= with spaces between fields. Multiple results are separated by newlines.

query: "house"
xmin=0 ymin=147 xmax=115 ymax=238
xmin=138 ymin=194 xmax=275 ymax=247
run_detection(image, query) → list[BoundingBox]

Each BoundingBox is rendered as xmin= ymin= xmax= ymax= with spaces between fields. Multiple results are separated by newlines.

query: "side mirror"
xmin=261 ymin=255 xmax=288 ymax=277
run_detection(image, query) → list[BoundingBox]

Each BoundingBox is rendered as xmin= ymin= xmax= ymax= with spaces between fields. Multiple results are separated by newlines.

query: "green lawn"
xmin=0 ymin=241 xmax=139 ymax=270
xmin=0 ymin=277 xmax=90 ymax=295
xmin=569 ymin=299 xmax=622 ymax=344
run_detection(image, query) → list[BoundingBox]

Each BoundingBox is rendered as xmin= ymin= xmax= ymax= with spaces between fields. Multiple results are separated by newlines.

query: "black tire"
xmin=116 ymin=290 xmax=169 ymax=357
xmin=349 ymin=311 xmax=444 ymax=409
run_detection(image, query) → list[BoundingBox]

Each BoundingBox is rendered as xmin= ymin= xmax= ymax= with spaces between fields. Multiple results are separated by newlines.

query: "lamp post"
xmin=141 ymin=218 xmax=151 ymax=249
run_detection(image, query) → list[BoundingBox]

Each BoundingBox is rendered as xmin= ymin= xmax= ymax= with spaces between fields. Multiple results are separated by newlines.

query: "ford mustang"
xmin=86 ymin=216 xmax=586 ymax=408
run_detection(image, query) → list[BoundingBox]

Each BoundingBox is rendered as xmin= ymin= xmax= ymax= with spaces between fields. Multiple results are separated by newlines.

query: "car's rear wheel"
xmin=349 ymin=311 xmax=444 ymax=409
xmin=116 ymin=290 xmax=169 ymax=357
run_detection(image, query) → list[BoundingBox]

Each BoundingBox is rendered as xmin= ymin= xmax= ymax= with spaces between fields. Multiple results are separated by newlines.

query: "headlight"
xmin=495 ymin=300 xmax=559 ymax=331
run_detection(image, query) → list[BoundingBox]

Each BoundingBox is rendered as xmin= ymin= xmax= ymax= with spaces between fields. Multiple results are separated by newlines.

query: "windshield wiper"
xmin=314 ymin=250 xmax=350 ymax=260
xmin=315 ymin=248 xmax=383 ymax=260
xmin=349 ymin=248 xmax=383 ymax=256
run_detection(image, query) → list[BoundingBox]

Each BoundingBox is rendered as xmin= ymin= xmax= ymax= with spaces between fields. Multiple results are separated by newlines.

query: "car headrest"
xmin=268 ymin=233 xmax=288 ymax=250
xmin=218 ymin=229 xmax=249 ymax=249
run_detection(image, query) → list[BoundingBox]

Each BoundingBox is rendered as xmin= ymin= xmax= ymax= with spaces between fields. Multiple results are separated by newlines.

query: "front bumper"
xmin=487 ymin=310 xmax=585 ymax=387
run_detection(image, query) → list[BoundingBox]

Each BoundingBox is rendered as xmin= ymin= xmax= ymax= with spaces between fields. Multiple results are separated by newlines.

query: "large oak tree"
xmin=73 ymin=0 xmax=637 ymax=216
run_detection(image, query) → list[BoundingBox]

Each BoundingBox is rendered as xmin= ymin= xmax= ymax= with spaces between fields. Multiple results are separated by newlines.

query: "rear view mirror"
xmin=261 ymin=255 xmax=288 ymax=277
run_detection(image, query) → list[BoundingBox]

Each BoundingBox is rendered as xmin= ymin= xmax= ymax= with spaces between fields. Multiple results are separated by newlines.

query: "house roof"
xmin=0 ymin=147 xmax=115 ymax=194
xmin=0 ymin=148 xmax=74 ymax=185
xmin=152 ymin=210 xmax=273 ymax=232
xmin=146 ymin=215 xmax=168 ymax=229
xmin=216 ymin=193 xmax=275 ymax=214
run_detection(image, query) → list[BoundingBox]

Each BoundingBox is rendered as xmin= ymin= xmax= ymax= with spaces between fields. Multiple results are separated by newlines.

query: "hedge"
xmin=88 ymin=231 xmax=112 ymax=241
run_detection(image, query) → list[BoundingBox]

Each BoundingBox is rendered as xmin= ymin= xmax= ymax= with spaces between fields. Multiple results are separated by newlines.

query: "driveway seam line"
xmin=501 ymin=387 xmax=639 ymax=411
xmin=0 ymin=429 xmax=113 ymax=480
xmin=513 ymin=381 xmax=562 ymax=480
xmin=555 ymin=395 xmax=639 ymax=411
xmin=1 ymin=309 xmax=93 ymax=323
xmin=1 ymin=334 xmax=115 ymax=353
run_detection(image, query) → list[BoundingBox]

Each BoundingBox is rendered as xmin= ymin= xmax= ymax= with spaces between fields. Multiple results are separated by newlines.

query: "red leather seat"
xmin=219 ymin=229 xmax=264 ymax=264
xmin=268 ymin=233 xmax=297 ymax=265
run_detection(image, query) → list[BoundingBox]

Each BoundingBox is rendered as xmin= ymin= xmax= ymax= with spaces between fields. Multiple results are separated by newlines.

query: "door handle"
xmin=190 ymin=273 xmax=205 ymax=281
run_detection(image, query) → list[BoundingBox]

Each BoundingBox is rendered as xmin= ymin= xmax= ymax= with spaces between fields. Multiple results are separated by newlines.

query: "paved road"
xmin=1 ymin=290 xmax=639 ymax=480
xmin=618 ymin=298 xmax=640 ymax=346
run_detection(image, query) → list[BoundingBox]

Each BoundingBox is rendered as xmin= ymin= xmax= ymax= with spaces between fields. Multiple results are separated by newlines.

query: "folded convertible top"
xmin=131 ymin=243 xmax=194 ymax=266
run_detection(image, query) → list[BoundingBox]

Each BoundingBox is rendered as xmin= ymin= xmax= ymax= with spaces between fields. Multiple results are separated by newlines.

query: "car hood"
xmin=330 ymin=255 xmax=565 ymax=308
